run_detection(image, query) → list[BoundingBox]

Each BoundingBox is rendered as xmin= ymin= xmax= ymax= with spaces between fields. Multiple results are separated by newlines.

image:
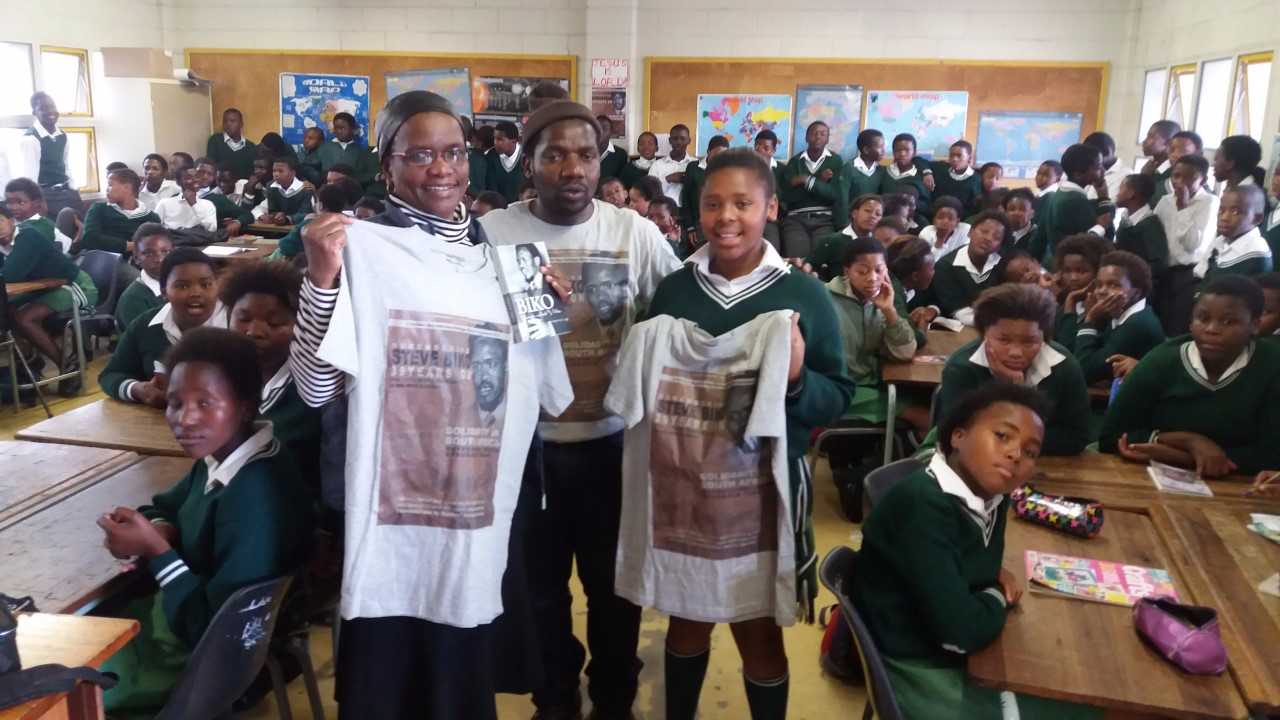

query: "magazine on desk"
xmin=492 ymin=241 xmax=571 ymax=343
xmin=1025 ymin=550 xmax=1178 ymax=607
xmin=1147 ymin=461 xmax=1214 ymax=497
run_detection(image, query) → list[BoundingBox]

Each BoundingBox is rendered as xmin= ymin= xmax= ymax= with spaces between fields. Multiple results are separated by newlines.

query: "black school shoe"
xmin=57 ymin=353 xmax=82 ymax=397
xmin=532 ymin=693 xmax=583 ymax=720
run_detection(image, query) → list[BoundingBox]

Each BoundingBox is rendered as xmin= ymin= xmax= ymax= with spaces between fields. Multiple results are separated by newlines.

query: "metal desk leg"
xmin=71 ymin=291 xmax=87 ymax=395
xmin=883 ymin=382 xmax=897 ymax=467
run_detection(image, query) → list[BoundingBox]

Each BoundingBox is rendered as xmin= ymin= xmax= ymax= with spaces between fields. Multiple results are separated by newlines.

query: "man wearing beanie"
xmin=480 ymin=100 xmax=681 ymax=720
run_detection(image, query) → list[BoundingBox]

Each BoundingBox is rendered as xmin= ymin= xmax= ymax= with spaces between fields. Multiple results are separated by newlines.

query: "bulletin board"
xmin=644 ymin=57 xmax=1108 ymax=158
xmin=185 ymin=49 xmax=577 ymax=142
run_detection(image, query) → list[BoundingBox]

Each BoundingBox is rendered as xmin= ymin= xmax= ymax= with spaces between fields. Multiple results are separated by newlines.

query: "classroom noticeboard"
xmin=865 ymin=90 xmax=968 ymax=160
xmin=696 ymin=93 xmax=793 ymax=160
xmin=976 ymin=111 xmax=1083 ymax=179
xmin=280 ymin=73 xmax=370 ymax=152
xmin=793 ymin=85 xmax=863 ymax=162
xmin=472 ymin=76 xmax=570 ymax=131
xmin=386 ymin=68 xmax=473 ymax=119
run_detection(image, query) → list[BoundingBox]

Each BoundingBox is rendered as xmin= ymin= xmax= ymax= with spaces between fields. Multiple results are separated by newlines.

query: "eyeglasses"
xmin=390 ymin=147 xmax=469 ymax=167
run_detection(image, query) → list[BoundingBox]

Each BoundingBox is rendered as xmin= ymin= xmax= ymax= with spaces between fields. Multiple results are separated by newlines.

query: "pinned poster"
xmin=386 ymin=68 xmax=472 ymax=119
xmin=865 ymin=90 xmax=968 ymax=159
xmin=695 ymin=94 xmax=793 ymax=160
xmin=591 ymin=59 xmax=630 ymax=139
xmin=279 ymin=73 xmax=370 ymax=153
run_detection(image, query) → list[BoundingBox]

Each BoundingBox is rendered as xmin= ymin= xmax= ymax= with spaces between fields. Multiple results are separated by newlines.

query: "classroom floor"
xmin=1 ymin=356 xmax=869 ymax=720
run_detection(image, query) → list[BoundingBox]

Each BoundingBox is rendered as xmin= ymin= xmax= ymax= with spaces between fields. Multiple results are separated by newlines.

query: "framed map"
xmin=793 ymin=85 xmax=863 ymax=161
xmin=696 ymin=93 xmax=793 ymax=160
xmin=977 ymin=111 xmax=1084 ymax=179
xmin=279 ymin=73 xmax=370 ymax=153
xmin=386 ymin=68 xmax=472 ymax=119
xmin=865 ymin=90 xmax=968 ymax=159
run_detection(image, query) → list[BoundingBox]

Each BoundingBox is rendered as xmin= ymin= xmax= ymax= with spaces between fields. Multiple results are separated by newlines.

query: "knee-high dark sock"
xmin=664 ymin=647 xmax=709 ymax=720
xmin=744 ymin=673 xmax=789 ymax=720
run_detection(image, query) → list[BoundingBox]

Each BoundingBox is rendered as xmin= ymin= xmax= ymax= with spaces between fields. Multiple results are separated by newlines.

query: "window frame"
xmin=1137 ymin=68 xmax=1170 ymax=145
xmin=1228 ymin=51 xmax=1274 ymax=141
xmin=1193 ymin=56 xmax=1234 ymax=150
xmin=38 ymin=45 xmax=93 ymax=118
xmin=1166 ymin=63 xmax=1198 ymax=129
xmin=61 ymin=126 xmax=99 ymax=194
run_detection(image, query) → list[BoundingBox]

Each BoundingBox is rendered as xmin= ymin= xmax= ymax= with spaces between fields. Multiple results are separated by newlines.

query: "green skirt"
xmin=883 ymin=655 xmax=1102 ymax=720
xmin=101 ymin=593 xmax=191 ymax=717
xmin=9 ymin=270 xmax=98 ymax=314
xmin=843 ymin=384 xmax=897 ymax=424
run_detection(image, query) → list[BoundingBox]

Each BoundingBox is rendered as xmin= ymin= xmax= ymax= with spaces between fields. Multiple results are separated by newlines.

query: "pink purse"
xmin=1132 ymin=596 xmax=1227 ymax=675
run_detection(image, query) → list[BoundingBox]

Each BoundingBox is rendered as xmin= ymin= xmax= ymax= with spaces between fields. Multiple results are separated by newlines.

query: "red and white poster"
xmin=591 ymin=59 xmax=629 ymax=139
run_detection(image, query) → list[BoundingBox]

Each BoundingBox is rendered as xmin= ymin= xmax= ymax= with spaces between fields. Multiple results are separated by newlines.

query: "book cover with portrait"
xmin=494 ymin=241 xmax=572 ymax=343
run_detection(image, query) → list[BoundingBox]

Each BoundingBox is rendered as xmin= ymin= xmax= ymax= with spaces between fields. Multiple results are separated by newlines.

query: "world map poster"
xmin=696 ymin=94 xmax=793 ymax=160
xmin=793 ymin=85 xmax=863 ymax=161
xmin=865 ymin=90 xmax=968 ymax=159
xmin=279 ymin=73 xmax=370 ymax=153
xmin=386 ymin=68 xmax=472 ymax=119
xmin=977 ymin=111 xmax=1084 ymax=179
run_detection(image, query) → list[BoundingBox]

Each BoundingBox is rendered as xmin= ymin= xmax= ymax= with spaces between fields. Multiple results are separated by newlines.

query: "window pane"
xmin=0 ymin=42 xmax=35 ymax=117
xmin=1245 ymin=61 xmax=1272 ymax=141
xmin=40 ymin=49 xmax=91 ymax=115
xmin=1176 ymin=72 xmax=1196 ymax=126
xmin=63 ymin=129 xmax=98 ymax=193
xmin=1139 ymin=69 xmax=1168 ymax=143
xmin=1195 ymin=58 xmax=1233 ymax=148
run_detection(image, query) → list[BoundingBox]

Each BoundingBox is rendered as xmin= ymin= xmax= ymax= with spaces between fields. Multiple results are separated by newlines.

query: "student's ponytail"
xmin=1250 ymin=166 xmax=1266 ymax=187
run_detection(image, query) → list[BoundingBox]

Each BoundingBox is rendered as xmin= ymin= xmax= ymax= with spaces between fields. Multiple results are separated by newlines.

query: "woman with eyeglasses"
xmin=290 ymin=91 xmax=575 ymax=719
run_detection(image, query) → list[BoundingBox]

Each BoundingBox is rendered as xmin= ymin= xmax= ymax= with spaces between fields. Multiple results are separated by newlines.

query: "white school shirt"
xmin=15 ymin=122 xmax=69 ymax=184
xmin=971 ymin=338 xmax=1066 ymax=388
xmin=851 ymin=156 xmax=878 ymax=177
xmin=136 ymin=271 xmax=161 ymax=298
xmin=317 ymin=219 xmax=573 ymax=627
xmin=498 ymin=144 xmax=522 ymax=173
xmin=649 ymin=154 xmax=697 ymax=206
xmin=139 ymin=179 xmax=181 ymax=213
xmin=154 ymin=195 xmax=217 ymax=232
xmin=118 ymin=301 xmax=227 ymax=402
xmin=1155 ymin=187 xmax=1219 ymax=267
xmin=606 ymin=310 xmax=796 ymax=625
xmin=949 ymin=245 xmax=1002 ymax=326
xmin=920 ymin=222 xmax=971 ymax=261
xmin=480 ymin=199 xmax=682 ymax=443
xmin=1193 ymin=227 xmax=1273 ymax=278
xmin=1033 ymin=182 xmax=1059 ymax=198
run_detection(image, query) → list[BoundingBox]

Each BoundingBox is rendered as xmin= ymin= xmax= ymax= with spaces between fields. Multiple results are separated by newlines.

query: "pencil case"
xmin=1010 ymin=484 xmax=1103 ymax=538
xmin=1133 ymin=597 xmax=1227 ymax=675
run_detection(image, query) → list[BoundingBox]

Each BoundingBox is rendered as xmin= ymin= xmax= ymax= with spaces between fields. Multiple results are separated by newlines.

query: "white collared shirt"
xmin=203 ymin=421 xmax=277 ymax=493
xmin=499 ymin=143 xmax=522 ymax=173
xmin=271 ymin=176 xmax=305 ymax=198
xmin=1181 ymin=340 xmax=1252 ymax=390
xmin=952 ymin=242 xmax=1001 ymax=283
xmin=139 ymin=179 xmax=181 ymax=212
xmin=1156 ymin=158 xmax=1172 ymax=175
xmin=334 ymin=138 xmax=354 ymax=151
xmin=1194 ymin=227 xmax=1273 ymax=278
xmin=259 ymin=363 xmax=293 ymax=414
xmin=801 ymin=147 xmax=832 ymax=175
xmin=648 ymin=154 xmax=697 ymax=206
xmin=155 ymin=194 xmax=217 ymax=232
xmin=921 ymin=222 xmax=971 ymax=261
xmin=971 ymin=339 xmax=1066 ymax=388
xmin=1156 ymin=187 xmax=1220 ymax=267
xmin=1034 ymin=182 xmax=1059 ymax=197
xmin=1267 ymin=205 xmax=1280 ymax=232
xmin=148 ymin=300 xmax=229 ymax=347
xmin=947 ymin=166 xmax=974 ymax=181
xmin=16 ymin=121 xmax=70 ymax=183
xmin=840 ymin=225 xmax=856 ymax=237
xmin=687 ymin=240 xmax=790 ymax=303
xmin=109 ymin=202 xmax=154 ymax=220
xmin=852 ymin=156 xmax=878 ymax=177
xmin=1123 ymin=204 xmax=1154 ymax=227
xmin=927 ymin=451 xmax=1003 ymax=547
xmin=1113 ymin=298 xmax=1147 ymax=328
xmin=223 ymin=133 xmax=246 ymax=152
xmin=1009 ymin=224 xmax=1034 ymax=246
xmin=886 ymin=162 xmax=917 ymax=180
xmin=137 ymin=271 xmax=161 ymax=297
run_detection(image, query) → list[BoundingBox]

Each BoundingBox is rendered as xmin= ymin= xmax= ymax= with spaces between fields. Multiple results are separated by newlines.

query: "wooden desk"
xmin=1031 ymin=453 xmax=1279 ymax=509
xmin=16 ymin=399 xmax=184 ymax=457
xmin=1154 ymin=502 xmax=1280 ymax=715
xmin=0 ymin=614 xmax=139 ymax=720
xmin=4 ymin=278 xmax=66 ymax=297
xmin=968 ymin=508 xmax=1248 ymax=719
xmin=0 ymin=441 xmax=131 ymax=527
xmin=204 ymin=244 xmax=274 ymax=264
xmin=0 ymin=455 xmax=190 ymax=613
xmin=245 ymin=222 xmax=292 ymax=239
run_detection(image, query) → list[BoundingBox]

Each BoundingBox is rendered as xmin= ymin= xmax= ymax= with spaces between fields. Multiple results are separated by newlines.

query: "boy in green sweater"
xmin=936 ymin=283 xmax=1091 ymax=456
xmin=842 ymin=129 xmax=887 ymax=200
xmin=297 ymin=127 xmax=326 ymax=186
xmin=880 ymin=133 xmax=932 ymax=226
xmin=804 ymin=193 xmax=883 ymax=282
xmin=619 ymin=131 xmax=658 ymax=189
xmin=647 ymin=148 xmax=854 ymax=720
xmin=1101 ymin=275 xmax=1280 ymax=475
xmin=485 ymin=120 xmax=525 ymax=203
xmin=258 ymin=156 xmax=314 ymax=226
xmin=194 ymin=158 xmax=253 ymax=238
xmin=1113 ymin=173 xmax=1168 ymax=287
xmin=1069 ymin=250 xmax=1165 ymax=383
xmin=99 ymin=247 xmax=226 ymax=407
xmin=1051 ymin=233 xmax=1108 ymax=347
xmin=1000 ymin=188 xmax=1037 ymax=254
xmin=779 ymin=121 xmax=848 ymax=259
xmin=886 ymin=235 xmax=938 ymax=335
xmin=80 ymin=169 xmax=160 ymax=254
xmin=923 ymin=210 xmax=1007 ymax=325
xmin=315 ymin=112 xmax=378 ymax=189
xmin=1030 ymin=144 xmax=1106 ymax=269
xmin=98 ymin=328 xmax=313 ymax=714
xmin=596 ymin=114 xmax=629 ymax=184
xmin=1194 ymin=184 xmax=1273 ymax=283
xmin=929 ymin=140 xmax=983 ymax=211
xmin=115 ymin=224 xmax=172 ymax=330
xmin=205 ymin=108 xmax=257 ymax=181
xmin=753 ymin=130 xmax=787 ymax=252
xmin=852 ymin=382 xmax=1100 ymax=720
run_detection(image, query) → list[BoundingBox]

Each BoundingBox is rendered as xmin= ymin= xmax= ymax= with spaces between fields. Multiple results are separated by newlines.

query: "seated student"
xmin=1069 ymin=250 xmax=1165 ymax=383
xmin=1000 ymin=187 xmax=1037 ymax=255
xmin=1258 ymin=272 xmax=1280 ymax=338
xmin=922 ymin=210 xmax=1008 ymax=326
xmin=168 ymin=152 xmax=194 ymax=181
xmin=843 ymin=128 xmax=887 ymax=199
xmin=205 ymin=108 xmax=257 ymax=181
xmin=929 ymin=140 xmax=982 ymax=211
xmin=1033 ymin=159 xmax=1062 ymax=197
xmin=470 ymin=190 xmax=508 ymax=218
xmin=316 ymin=112 xmax=377 ymax=189
xmin=1113 ymin=173 xmax=1168 ymax=288
xmin=2 ymin=179 xmax=99 ymax=379
xmin=486 ymin=120 xmax=525 ymax=203
xmin=1100 ymin=275 xmax=1280 ymax=476
xmin=115 ymin=224 xmax=172 ymax=330
xmin=619 ymin=130 xmax=659 ymax=189
xmin=852 ymin=382 xmax=1100 ymax=720
xmin=79 ymin=168 xmax=160 ymax=254
xmin=237 ymin=156 xmax=273 ymax=214
xmin=100 ymin=247 xmax=226 ymax=407
xmin=626 ymin=174 xmax=664 ymax=217
xmin=680 ymin=134 xmax=730 ymax=242
xmin=805 ymin=193 xmax=884 ymax=281
xmin=920 ymin=195 xmax=970 ymax=261
xmin=1001 ymin=250 xmax=1044 ymax=286
xmin=974 ymin=162 xmax=1004 ymax=215
xmin=1030 ymin=145 xmax=1107 ymax=268
xmin=194 ymin=158 xmax=252 ymax=238
xmin=354 ymin=196 xmax=384 ymax=220
xmin=826 ymin=237 xmax=929 ymax=430
xmin=297 ymin=126 xmax=326 ymax=186
xmin=647 ymin=196 xmax=685 ymax=257
xmin=256 ymin=156 xmax=313 ymax=226
xmin=1050 ymin=233 xmax=1109 ymax=347
xmin=1155 ymin=154 xmax=1218 ymax=334
xmin=599 ymin=176 xmax=627 ymax=210
xmin=275 ymin=177 xmax=364 ymax=259
xmin=154 ymin=167 xmax=217 ymax=239
xmin=883 ymin=189 xmax=921 ymax=233
xmin=259 ymin=132 xmax=299 ymax=167
xmin=880 ymin=134 xmax=932 ymax=224
xmin=98 ymin=328 xmax=313 ymax=715
xmin=887 ymin=235 xmax=936 ymax=320
xmin=138 ymin=154 xmax=180 ymax=212
xmin=873 ymin=216 xmax=908 ymax=247
xmin=779 ymin=121 xmax=847 ymax=258
xmin=1194 ymin=184 xmax=1273 ymax=286
xmin=937 ymin=284 xmax=1090 ymax=456
xmin=596 ymin=114 xmax=628 ymax=183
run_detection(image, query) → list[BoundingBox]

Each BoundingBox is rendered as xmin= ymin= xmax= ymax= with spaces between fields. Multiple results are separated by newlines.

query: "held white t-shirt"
xmin=481 ymin=199 xmax=681 ymax=443
xmin=605 ymin=311 xmax=796 ymax=625
xmin=318 ymin=220 xmax=573 ymax=628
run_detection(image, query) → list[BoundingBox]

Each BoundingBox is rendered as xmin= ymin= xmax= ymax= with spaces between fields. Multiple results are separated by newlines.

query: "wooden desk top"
xmin=4 ymin=278 xmax=66 ymax=296
xmin=0 ymin=455 xmax=190 ymax=613
xmin=968 ymin=508 xmax=1248 ymax=719
xmin=16 ymin=399 xmax=184 ymax=457
xmin=0 ymin=614 xmax=139 ymax=720
xmin=1153 ymin=502 xmax=1280 ymax=715
xmin=0 ymin=441 xmax=132 ymax=527
xmin=881 ymin=327 xmax=979 ymax=385
xmin=1031 ymin=453 xmax=1279 ymax=509
xmin=245 ymin=222 xmax=292 ymax=238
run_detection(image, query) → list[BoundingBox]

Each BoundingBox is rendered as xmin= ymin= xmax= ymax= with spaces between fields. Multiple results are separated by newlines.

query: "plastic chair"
xmin=0 ymin=275 xmax=52 ymax=417
xmin=864 ymin=458 xmax=924 ymax=510
xmin=155 ymin=576 xmax=293 ymax=720
xmin=818 ymin=547 xmax=905 ymax=720
xmin=262 ymin=574 xmax=328 ymax=720
xmin=68 ymin=250 xmax=122 ymax=352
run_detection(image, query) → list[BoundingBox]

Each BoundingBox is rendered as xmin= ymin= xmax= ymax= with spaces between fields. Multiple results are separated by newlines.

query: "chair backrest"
xmin=75 ymin=250 xmax=122 ymax=315
xmin=864 ymin=457 xmax=924 ymax=509
xmin=0 ymin=274 xmax=11 ymax=335
xmin=155 ymin=575 xmax=293 ymax=720
xmin=819 ymin=547 xmax=905 ymax=720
